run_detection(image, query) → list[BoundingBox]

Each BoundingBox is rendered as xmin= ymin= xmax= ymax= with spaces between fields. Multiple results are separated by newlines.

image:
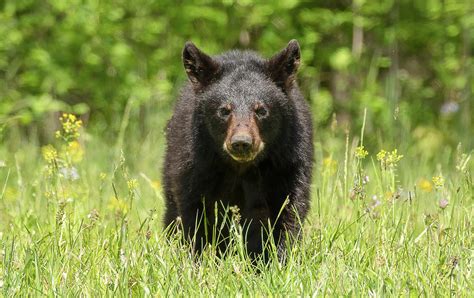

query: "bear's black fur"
xmin=163 ymin=40 xmax=313 ymax=260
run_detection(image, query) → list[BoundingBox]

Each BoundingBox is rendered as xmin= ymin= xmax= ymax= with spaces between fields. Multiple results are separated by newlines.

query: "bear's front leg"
xmin=179 ymin=195 xmax=209 ymax=255
xmin=242 ymin=178 xmax=270 ymax=260
xmin=273 ymin=167 xmax=311 ymax=262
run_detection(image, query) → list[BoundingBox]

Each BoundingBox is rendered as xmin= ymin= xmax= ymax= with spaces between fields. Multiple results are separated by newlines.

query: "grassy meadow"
xmin=1 ymin=0 xmax=473 ymax=296
xmin=0 ymin=109 xmax=472 ymax=296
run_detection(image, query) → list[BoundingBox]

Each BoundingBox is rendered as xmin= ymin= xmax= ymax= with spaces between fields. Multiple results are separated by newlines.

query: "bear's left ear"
xmin=183 ymin=42 xmax=219 ymax=88
xmin=267 ymin=39 xmax=301 ymax=90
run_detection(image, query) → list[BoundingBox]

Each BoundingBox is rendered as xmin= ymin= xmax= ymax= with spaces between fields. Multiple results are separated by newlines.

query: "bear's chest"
xmin=208 ymin=173 xmax=248 ymax=208
xmin=197 ymin=163 xmax=289 ymax=220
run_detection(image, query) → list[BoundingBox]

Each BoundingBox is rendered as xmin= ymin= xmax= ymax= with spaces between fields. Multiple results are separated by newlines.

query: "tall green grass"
xmin=0 ymin=112 xmax=472 ymax=296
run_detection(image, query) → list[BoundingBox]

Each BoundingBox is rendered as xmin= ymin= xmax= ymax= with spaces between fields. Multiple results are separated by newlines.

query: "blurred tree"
xmin=0 ymin=0 xmax=472 ymax=150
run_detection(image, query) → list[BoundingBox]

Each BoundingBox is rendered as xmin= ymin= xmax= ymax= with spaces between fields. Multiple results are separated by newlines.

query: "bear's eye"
xmin=255 ymin=105 xmax=268 ymax=119
xmin=217 ymin=105 xmax=232 ymax=119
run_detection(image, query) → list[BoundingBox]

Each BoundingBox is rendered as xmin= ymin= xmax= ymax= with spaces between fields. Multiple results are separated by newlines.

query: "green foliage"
xmin=0 ymin=0 xmax=472 ymax=150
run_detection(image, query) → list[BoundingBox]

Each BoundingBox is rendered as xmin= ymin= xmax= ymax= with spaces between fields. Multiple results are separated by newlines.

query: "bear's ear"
xmin=267 ymin=39 xmax=301 ymax=90
xmin=183 ymin=42 xmax=219 ymax=88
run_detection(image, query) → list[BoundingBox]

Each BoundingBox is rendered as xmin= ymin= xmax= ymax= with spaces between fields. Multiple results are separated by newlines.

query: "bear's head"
xmin=182 ymin=40 xmax=301 ymax=165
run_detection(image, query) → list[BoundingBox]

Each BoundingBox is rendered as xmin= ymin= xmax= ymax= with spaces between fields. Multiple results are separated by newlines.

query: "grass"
xmin=0 ymin=111 xmax=473 ymax=296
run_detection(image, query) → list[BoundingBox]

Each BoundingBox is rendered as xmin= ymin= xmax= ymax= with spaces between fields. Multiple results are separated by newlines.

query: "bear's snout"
xmin=230 ymin=133 xmax=253 ymax=155
xmin=222 ymin=113 xmax=264 ymax=163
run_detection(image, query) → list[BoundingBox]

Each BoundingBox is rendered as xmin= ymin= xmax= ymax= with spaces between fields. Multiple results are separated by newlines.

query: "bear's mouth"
xmin=223 ymin=142 xmax=265 ymax=163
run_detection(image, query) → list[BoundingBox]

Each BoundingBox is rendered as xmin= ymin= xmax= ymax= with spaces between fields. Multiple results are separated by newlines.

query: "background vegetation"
xmin=1 ymin=0 xmax=473 ymax=149
xmin=0 ymin=0 xmax=473 ymax=295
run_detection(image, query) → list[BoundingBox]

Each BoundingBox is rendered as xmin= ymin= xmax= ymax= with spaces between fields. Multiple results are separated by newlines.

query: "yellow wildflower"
xmin=323 ymin=156 xmax=338 ymax=176
xmin=376 ymin=150 xmax=387 ymax=162
xmin=66 ymin=140 xmax=84 ymax=163
xmin=384 ymin=191 xmax=394 ymax=201
xmin=99 ymin=172 xmax=107 ymax=180
xmin=355 ymin=146 xmax=368 ymax=159
xmin=432 ymin=175 xmax=445 ymax=189
xmin=417 ymin=178 xmax=433 ymax=193
xmin=127 ymin=179 xmax=139 ymax=191
xmin=377 ymin=149 xmax=403 ymax=169
xmin=108 ymin=197 xmax=128 ymax=215
xmin=387 ymin=149 xmax=403 ymax=165
xmin=56 ymin=113 xmax=83 ymax=141
xmin=5 ymin=187 xmax=18 ymax=202
xmin=151 ymin=180 xmax=161 ymax=190
xmin=42 ymin=145 xmax=58 ymax=163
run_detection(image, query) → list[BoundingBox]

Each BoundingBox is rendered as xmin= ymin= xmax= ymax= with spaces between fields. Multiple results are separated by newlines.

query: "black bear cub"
xmin=163 ymin=40 xmax=313 ymax=260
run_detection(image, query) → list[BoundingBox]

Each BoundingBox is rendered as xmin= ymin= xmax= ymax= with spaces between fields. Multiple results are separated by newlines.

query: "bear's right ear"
xmin=183 ymin=42 xmax=219 ymax=88
xmin=267 ymin=39 xmax=301 ymax=91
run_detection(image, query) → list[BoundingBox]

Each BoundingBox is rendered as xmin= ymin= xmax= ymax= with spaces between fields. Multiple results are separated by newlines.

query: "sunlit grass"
xmin=0 ymin=113 xmax=472 ymax=296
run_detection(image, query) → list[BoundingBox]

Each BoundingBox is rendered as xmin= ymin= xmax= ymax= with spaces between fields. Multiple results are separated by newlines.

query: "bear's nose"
xmin=230 ymin=134 xmax=252 ymax=154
